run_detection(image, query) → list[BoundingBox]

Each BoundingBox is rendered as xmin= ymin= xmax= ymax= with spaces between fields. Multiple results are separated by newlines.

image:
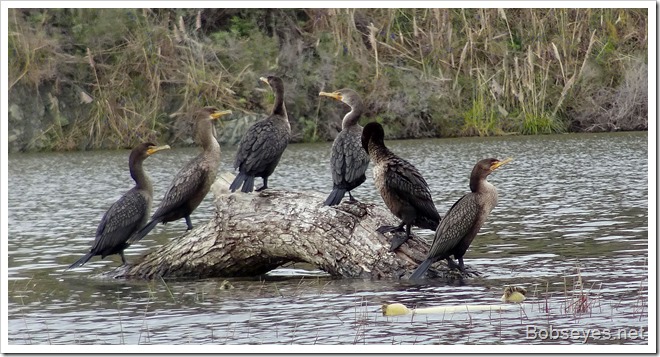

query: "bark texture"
xmin=107 ymin=173 xmax=462 ymax=280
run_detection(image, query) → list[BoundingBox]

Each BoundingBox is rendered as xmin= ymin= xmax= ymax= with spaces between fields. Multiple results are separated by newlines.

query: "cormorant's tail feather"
xmin=230 ymin=172 xmax=255 ymax=193
xmin=324 ymin=188 xmax=346 ymax=206
xmin=409 ymin=259 xmax=434 ymax=280
xmin=241 ymin=176 xmax=254 ymax=193
xmin=128 ymin=218 xmax=159 ymax=244
xmin=67 ymin=252 xmax=95 ymax=270
xmin=229 ymin=172 xmax=245 ymax=192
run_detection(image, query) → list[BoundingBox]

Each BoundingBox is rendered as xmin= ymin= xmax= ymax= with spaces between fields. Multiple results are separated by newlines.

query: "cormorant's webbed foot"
xmin=446 ymin=257 xmax=481 ymax=277
xmin=467 ymin=269 xmax=482 ymax=277
xmin=458 ymin=257 xmax=481 ymax=277
xmin=445 ymin=257 xmax=461 ymax=271
xmin=376 ymin=224 xmax=405 ymax=234
xmin=256 ymin=178 xmax=269 ymax=192
xmin=376 ymin=223 xmax=408 ymax=251
xmin=388 ymin=231 xmax=411 ymax=252
xmin=376 ymin=225 xmax=394 ymax=234
xmin=456 ymin=267 xmax=482 ymax=278
xmin=347 ymin=192 xmax=357 ymax=203
xmin=185 ymin=216 xmax=193 ymax=231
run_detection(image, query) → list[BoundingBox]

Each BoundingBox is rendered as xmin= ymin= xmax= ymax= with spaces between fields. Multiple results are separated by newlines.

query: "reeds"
xmin=9 ymin=267 xmax=648 ymax=345
xmin=8 ymin=9 xmax=254 ymax=150
xmin=7 ymin=8 xmax=648 ymax=151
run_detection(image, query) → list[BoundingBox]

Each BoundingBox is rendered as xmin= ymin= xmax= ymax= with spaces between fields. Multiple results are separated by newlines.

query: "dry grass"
xmin=315 ymin=8 xmax=647 ymax=137
xmin=7 ymin=8 xmax=648 ymax=151
xmin=7 ymin=10 xmax=60 ymax=90
xmin=8 ymin=9 xmax=264 ymax=150
xmin=568 ymin=58 xmax=648 ymax=131
xmin=562 ymin=265 xmax=601 ymax=317
xmin=526 ymin=265 xmax=604 ymax=319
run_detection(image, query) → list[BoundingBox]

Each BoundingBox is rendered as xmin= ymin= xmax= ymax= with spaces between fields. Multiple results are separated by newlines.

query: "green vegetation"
xmin=7 ymin=8 xmax=648 ymax=151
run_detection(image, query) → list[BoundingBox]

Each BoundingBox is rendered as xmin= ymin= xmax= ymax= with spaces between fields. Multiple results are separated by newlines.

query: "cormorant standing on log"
xmin=230 ymin=76 xmax=291 ymax=193
xmin=361 ymin=122 xmax=440 ymax=251
xmin=319 ymin=88 xmax=370 ymax=206
xmin=409 ymin=157 xmax=512 ymax=279
xmin=68 ymin=142 xmax=170 ymax=269
xmin=131 ymin=107 xmax=232 ymax=242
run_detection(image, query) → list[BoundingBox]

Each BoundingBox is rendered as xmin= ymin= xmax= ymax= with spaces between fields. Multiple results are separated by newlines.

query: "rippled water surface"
xmin=7 ymin=132 xmax=649 ymax=346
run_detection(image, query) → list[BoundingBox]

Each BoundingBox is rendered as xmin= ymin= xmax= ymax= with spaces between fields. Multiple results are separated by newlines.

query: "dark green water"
xmin=7 ymin=132 xmax=648 ymax=346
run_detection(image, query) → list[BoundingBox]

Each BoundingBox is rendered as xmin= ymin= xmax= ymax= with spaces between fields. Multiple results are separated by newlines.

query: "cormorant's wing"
xmin=331 ymin=130 xmax=370 ymax=186
xmin=152 ymin=160 xmax=206 ymax=219
xmin=385 ymin=158 xmax=439 ymax=221
xmin=235 ymin=119 xmax=289 ymax=173
xmin=233 ymin=120 xmax=259 ymax=169
xmin=426 ymin=194 xmax=479 ymax=259
xmin=92 ymin=189 xmax=148 ymax=252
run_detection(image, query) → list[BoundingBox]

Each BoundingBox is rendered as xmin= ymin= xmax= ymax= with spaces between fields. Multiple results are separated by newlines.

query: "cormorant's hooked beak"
xmin=146 ymin=144 xmax=171 ymax=156
xmin=319 ymin=91 xmax=343 ymax=101
xmin=490 ymin=157 xmax=513 ymax=171
xmin=259 ymin=76 xmax=269 ymax=85
xmin=210 ymin=109 xmax=233 ymax=121
xmin=210 ymin=110 xmax=234 ymax=131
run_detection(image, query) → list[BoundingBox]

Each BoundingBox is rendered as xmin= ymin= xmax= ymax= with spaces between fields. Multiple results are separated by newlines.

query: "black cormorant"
xmin=67 ymin=142 xmax=170 ymax=269
xmin=319 ymin=88 xmax=370 ymax=206
xmin=230 ymin=75 xmax=291 ymax=193
xmin=361 ymin=122 xmax=440 ymax=251
xmin=409 ymin=157 xmax=512 ymax=279
xmin=130 ymin=107 xmax=232 ymax=242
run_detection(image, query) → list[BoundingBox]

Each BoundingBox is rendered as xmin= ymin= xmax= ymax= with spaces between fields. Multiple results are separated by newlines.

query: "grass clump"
xmin=520 ymin=113 xmax=566 ymax=135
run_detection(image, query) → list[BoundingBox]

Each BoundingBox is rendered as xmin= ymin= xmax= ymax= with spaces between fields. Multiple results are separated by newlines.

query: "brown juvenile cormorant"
xmin=67 ymin=142 xmax=170 ymax=269
xmin=130 ymin=107 xmax=232 ymax=242
xmin=319 ymin=88 xmax=370 ymax=206
xmin=361 ymin=122 xmax=440 ymax=251
xmin=230 ymin=75 xmax=291 ymax=193
xmin=409 ymin=157 xmax=512 ymax=279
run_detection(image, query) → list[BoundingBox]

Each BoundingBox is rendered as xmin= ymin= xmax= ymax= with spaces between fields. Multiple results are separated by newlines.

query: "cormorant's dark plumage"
xmin=130 ymin=107 xmax=232 ymax=243
xmin=230 ymin=76 xmax=291 ymax=193
xmin=361 ymin=122 xmax=440 ymax=251
xmin=409 ymin=157 xmax=512 ymax=279
xmin=68 ymin=142 xmax=170 ymax=269
xmin=320 ymin=88 xmax=370 ymax=206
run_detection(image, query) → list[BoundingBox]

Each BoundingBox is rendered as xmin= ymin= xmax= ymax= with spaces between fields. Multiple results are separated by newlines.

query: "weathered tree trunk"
xmin=107 ymin=173 xmax=459 ymax=280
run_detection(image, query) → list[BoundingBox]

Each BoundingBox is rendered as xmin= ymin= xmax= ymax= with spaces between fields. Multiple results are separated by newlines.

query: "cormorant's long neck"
xmin=367 ymin=139 xmax=393 ymax=163
xmin=342 ymin=102 xmax=363 ymax=130
xmin=272 ymin=85 xmax=286 ymax=118
xmin=130 ymin=158 xmax=151 ymax=193
xmin=198 ymin=120 xmax=221 ymax=157
xmin=469 ymin=173 xmax=495 ymax=194
xmin=469 ymin=173 xmax=498 ymax=213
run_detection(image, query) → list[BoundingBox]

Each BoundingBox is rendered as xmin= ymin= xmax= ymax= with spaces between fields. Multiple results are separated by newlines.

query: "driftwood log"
xmin=108 ymin=173 xmax=469 ymax=280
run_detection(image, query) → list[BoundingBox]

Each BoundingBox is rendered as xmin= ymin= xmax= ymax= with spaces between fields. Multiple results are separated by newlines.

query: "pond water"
xmin=6 ymin=131 xmax=649 ymax=348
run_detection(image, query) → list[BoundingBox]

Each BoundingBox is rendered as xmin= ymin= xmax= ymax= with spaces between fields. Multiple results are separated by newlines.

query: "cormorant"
xmin=361 ymin=122 xmax=440 ymax=251
xmin=409 ymin=157 xmax=512 ymax=279
xmin=230 ymin=75 xmax=291 ymax=193
xmin=130 ymin=107 xmax=232 ymax=242
xmin=319 ymin=88 xmax=370 ymax=206
xmin=67 ymin=142 xmax=170 ymax=269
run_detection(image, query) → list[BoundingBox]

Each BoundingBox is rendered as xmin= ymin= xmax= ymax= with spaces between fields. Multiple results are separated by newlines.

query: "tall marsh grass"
xmin=8 ymin=8 xmax=648 ymax=151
